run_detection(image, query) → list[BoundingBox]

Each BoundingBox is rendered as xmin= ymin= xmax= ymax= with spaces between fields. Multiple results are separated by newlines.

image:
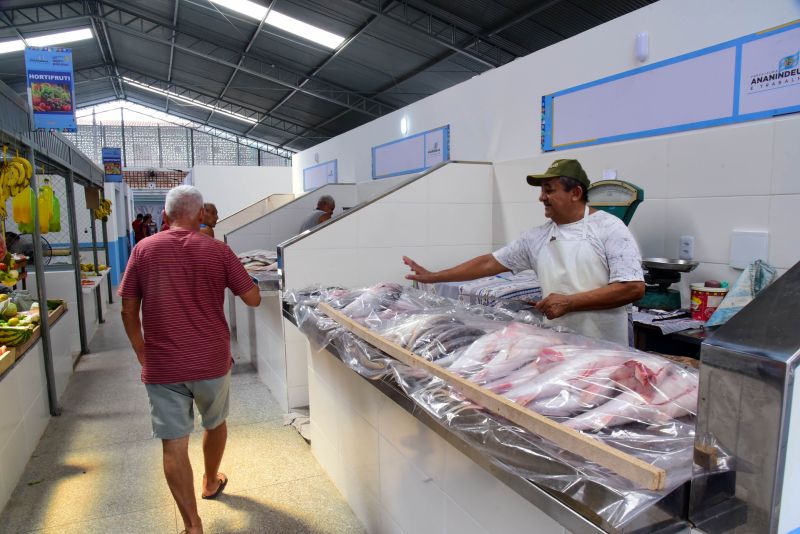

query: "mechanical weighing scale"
xmin=588 ymin=179 xmax=697 ymax=310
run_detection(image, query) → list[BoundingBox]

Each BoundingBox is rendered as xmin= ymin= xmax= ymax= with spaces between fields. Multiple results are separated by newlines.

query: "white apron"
xmin=537 ymin=206 xmax=629 ymax=345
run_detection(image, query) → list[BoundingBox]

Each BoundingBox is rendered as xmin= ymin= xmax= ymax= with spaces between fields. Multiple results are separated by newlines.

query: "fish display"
xmin=330 ymin=283 xmax=699 ymax=433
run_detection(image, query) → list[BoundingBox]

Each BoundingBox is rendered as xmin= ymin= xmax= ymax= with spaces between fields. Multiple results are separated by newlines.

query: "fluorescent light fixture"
xmin=209 ymin=0 xmax=268 ymax=20
xmin=0 ymin=28 xmax=93 ymax=55
xmin=28 ymin=28 xmax=93 ymax=47
xmin=209 ymin=0 xmax=345 ymax=49
xmin=400 ymin=116 xmax=409 ymax=135
xmin=266 ymin=11 xmax=344 ymax=49
xmin=121 ymin=77 xmax=257 ymax=124
xmin=0 ymin=40 xmax=25 ymax=54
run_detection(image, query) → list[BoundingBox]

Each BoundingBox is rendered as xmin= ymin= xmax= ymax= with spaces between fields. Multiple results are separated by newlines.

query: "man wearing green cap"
xmin=403 ymin=159 xmax=644 ymax=345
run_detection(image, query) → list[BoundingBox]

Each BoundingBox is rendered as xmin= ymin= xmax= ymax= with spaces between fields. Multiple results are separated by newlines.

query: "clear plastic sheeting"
xmin=288 ymin=284 xmax=723 ymax=530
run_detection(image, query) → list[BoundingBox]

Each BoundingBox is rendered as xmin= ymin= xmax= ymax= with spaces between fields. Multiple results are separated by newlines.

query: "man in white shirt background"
xmin=402 ymin=159 xmax=645 ymax=345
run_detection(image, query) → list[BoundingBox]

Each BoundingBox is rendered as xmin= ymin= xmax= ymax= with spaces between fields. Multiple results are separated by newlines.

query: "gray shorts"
xmin=145 ymin=372 xmax=231 ymax=440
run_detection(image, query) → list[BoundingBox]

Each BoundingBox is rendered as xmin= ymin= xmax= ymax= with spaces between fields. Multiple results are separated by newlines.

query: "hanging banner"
xmin=24 ymin=46 xmax=77 ymax=132
xmin=102 ymin=147 xmax=123 ymax=183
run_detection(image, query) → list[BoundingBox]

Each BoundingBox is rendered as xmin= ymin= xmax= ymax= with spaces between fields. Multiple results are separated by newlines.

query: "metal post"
xmin=157 ymin=124 xmax=163 ymax=168
xmin=120 ymin=108 xmax=127 ymax=167
xmin=189 ymin=129 xmax=195 ymax=167
xmin=66 ymin=170 xmax=89 ymax=355
xmin=100 ymin=189 xmax=113 ymax=304
xmin=89 ymin=211 xmax=104 ymax=324
xmin=27 ymin=146 xmax=61 ymax=416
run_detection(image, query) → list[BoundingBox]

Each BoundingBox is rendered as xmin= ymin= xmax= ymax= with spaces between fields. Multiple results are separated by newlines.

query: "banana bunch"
xmin=94 ymin=198 xmax=112 ymax=221
xmin=0 ymin=155 xmax=33 ymax=219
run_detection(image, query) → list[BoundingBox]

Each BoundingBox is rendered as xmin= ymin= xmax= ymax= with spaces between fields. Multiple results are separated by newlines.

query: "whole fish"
xmin=565 ymin=359 xmax=699 ymax=431
xmin=528 ymin=364 xmax=622 ymax=417
xmin=502 ymin=351 xmax=630 ymax=407
xmin=449 ymin=322 xmax=553 ymax=374
xmin=469 ymin=333 xmax=564 ymax=384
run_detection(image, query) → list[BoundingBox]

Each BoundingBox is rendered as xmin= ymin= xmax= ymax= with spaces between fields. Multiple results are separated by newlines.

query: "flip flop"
xmin=201 ymin=474 xmax=228 ymax=500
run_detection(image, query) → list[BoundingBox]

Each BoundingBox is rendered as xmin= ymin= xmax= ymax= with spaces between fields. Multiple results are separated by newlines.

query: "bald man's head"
xmin=203 ymin=203 xmax=219 ymax=227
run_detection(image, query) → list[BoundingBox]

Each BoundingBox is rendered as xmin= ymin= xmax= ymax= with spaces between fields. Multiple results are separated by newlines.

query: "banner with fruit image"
xmin=24 ymin=47 xmax=77 ymax=132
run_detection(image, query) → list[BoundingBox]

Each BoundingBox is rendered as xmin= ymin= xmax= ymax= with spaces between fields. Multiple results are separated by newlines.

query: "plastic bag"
xmin=13 ymin=187 xmax=35 ymax=232
xmin=9 ymin=290 xmax=36 ymax=311
xmin=288 ymin=283 xmax=721 ymax=529
xmin=38 ymin=183 xmax=53 ymax=234
xmin=705 ymin=260 xmax=776 ymax=327
xmin=49 ymin=195 xmax=61 ymax=232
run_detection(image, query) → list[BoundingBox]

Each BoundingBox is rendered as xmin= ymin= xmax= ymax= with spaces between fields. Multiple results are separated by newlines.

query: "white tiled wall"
xmin=225 ymin=184 xmax=358 ymax=254
xmin=493 ymin=115 xmax=800 ymax=305
xmin=283 ymin=163 xmax=495 ymax=290
xmin=0 ymin=336 xmax=53 ymax=513
xmin=307 ymin=347 xmax=570 ymax=534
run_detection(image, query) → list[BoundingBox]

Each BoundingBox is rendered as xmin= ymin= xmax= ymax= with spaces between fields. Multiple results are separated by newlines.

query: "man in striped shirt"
xmin=119 ymin=185 xmax=260 ymax=534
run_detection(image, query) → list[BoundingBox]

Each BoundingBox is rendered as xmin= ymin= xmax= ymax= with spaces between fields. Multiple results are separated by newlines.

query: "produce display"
xmin=94 ymin=198 xmax=112 ymax=221
xmin=0 ymin=294 xmax=38 ymax=346
xmin=80 ymin=263 xmax=108 ymax=276
xmin=290 ymin=283 xmax=717 ymax=529
xmin=0 ymin=254 xmax=21 ymax=287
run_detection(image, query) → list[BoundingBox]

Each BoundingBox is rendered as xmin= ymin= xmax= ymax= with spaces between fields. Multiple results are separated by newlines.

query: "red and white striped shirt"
xmin=118 ymin=228 xmax=255 ymax=384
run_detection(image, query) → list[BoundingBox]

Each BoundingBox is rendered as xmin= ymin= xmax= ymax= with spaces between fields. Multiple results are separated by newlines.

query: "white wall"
xmin=225 ymin=184 xmax=357 ymax=254
xmin=308 ymin=346 xmax=570 ymax=534
xmin=282 ymin=163 xmax=494 ymax=290
xmin=292 ymin=0 xmax=800 ymax=185
xmin=493 ymin=115 xmax=800 ymax=306
xmin=192 ymin=165 xmax=292 ymax=220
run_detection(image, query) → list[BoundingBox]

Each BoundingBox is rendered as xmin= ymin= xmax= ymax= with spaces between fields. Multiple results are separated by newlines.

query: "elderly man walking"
xmin=119 ymin=185 xmax=260 ymax=534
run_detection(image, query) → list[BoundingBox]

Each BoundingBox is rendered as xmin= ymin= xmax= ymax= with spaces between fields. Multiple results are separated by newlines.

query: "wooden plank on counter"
xmin=319 ymin=303 xmax=667 ymax=491
xmin=0 ymin=350 xmax=12 ymax=374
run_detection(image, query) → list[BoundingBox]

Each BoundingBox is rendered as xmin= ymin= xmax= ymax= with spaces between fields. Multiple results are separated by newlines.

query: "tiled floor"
xmin=0 ymin=302 xmax=365 ymax=534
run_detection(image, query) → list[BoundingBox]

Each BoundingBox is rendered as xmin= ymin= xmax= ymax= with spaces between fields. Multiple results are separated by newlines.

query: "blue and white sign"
xmin=303 ymin=159 xmax=337 ymax=191
xmin=102 ymin=147 xmax=123 ymax=183
xmin=372 ymin=125 xmax=450 ymax=179
xmin=542 ymin=21 xmax=800 ymax=151
xmin=24 ymin=47 xmax=77 ymax=132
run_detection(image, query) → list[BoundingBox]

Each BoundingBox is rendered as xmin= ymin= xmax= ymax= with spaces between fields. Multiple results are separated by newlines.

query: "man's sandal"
xmin=201 ymin=474 xmax=228 ymax=500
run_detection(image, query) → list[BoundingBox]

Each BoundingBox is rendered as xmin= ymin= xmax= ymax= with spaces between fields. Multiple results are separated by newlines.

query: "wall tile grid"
xmin=283 ymin=164 xmax=495 ymax=291
xmin=307 ymin=343 xmax=571 ymax=534
xmin=492 ymin=115 xmax=800 ymax=291
xmin=0 ymin=343 xmax=49 ymax=512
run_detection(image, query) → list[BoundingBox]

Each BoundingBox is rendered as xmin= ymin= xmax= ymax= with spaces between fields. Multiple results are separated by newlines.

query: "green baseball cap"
xmin=526 ymin=159 xmax=590 ymax=190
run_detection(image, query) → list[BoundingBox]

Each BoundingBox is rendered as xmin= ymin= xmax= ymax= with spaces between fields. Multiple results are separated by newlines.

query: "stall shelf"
xmin=285 ymin=307 xmax=690 ymax=534
xmin=0 ymin=78 xmax=105 ymax=511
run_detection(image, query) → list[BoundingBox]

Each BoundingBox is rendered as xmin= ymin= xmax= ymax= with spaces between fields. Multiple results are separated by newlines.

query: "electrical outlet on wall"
xmin=679 ymin=235 xmax=694 ymax=260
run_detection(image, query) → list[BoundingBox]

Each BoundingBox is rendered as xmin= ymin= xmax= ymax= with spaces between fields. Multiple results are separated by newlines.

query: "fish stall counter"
xmin=286 ymin=285 xmax=719 ymax=534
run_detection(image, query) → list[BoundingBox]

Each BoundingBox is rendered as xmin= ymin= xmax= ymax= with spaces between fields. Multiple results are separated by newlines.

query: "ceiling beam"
xmin=342 ymin=0 xmax=519 ymax=68
xmin=245 ymin=6 xmax=384 ymax=137
xmin=486 ymin=0 xmax=566 ymax=37
xmin=97 ymin=2 xmax=396 ymax=118
xmin=73 ymin=65 xmax=325 ymax=144
xmin=0 ymin=1 xmax=89 ymax=30
xmin=166 ymin=0 xmax=180 ymax=85
xmin=211 ymin=0 xmax=276 ymax=123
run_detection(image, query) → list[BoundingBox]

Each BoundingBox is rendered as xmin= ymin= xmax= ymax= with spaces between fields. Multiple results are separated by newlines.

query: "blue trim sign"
xmin=24 ymin=47 xmax=77 ymax=132
xmin=102 ymin=147 xmax=123 ymax=183
xmin=542 ymin=20 xmax=800 ymax=151
xmin=371 ymin=125 xmax=450 ymax=179
xmin=303 ymin=159 xmax=338 ymax=191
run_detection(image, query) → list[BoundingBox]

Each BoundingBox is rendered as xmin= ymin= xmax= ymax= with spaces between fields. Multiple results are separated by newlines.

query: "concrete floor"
xmin=0 ymin=302 xmax=365 ymax=534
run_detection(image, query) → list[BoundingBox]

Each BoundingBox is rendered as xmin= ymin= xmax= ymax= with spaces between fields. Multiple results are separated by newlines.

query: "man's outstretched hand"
xmin=402 ymin=256 xmax=436 ymax=283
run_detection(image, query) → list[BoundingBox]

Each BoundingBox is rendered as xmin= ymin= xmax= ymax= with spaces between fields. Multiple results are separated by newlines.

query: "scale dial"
xmin=588 ymin=180 xmax=638 ymax=206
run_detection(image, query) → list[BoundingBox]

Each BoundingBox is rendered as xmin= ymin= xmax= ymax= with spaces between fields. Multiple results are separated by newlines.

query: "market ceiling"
xmin=0 ymin=0 xmax=657 ymax=154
